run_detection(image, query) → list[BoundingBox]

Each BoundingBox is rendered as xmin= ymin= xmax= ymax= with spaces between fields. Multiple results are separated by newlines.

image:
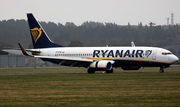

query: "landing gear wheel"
xmin=87 ymin=69 xmax=95 ymax=74
xmin=159 ymin=69 xmax=164 ymax=73
xmin=106 ymin=69 xmax=113 ymax=73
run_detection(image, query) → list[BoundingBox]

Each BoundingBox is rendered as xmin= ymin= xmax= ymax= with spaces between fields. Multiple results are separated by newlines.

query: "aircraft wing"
xmin=17 ymin=43 xmax=93 ymax=67
xmin=35 ymin=56 xmax=94 ymax=68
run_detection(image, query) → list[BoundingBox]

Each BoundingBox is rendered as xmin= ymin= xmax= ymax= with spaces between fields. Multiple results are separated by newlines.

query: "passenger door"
xmin=152 ymin=50 xmax=156 ymax=60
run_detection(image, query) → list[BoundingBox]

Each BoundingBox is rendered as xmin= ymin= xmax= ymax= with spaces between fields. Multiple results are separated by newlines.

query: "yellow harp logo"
xmin=30 ymin=27 xmax=42 ymax=43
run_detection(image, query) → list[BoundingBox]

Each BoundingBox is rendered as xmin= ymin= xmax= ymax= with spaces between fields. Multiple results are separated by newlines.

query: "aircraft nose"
xmin=171 ymin=55 xmax=179 ymax=64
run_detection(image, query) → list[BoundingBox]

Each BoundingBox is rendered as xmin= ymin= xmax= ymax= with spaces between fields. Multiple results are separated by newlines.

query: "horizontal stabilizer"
xmin=2 ymin=49 xmax=22 ymax=55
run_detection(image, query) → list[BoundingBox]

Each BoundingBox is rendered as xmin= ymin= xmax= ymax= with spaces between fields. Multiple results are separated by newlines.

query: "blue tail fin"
xmin=27 ymin=13 xmax=63 ymax=49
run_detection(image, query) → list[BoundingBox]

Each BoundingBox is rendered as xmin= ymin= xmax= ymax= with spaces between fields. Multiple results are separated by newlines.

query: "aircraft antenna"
xmin=131 ymin=41 xmax=135 ymax=47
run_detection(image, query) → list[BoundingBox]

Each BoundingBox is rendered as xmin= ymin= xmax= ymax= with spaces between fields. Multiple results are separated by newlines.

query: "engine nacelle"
xmin=90 ymin=61 xmax=112 ymax=71
xmin=121 ymin=66 xmax=143 ymax=70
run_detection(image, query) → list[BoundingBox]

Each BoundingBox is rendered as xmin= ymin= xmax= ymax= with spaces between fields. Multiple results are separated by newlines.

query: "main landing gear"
xmin=87 ymin=68 xmax=113 ymax=74
xmin=106 ymin=69 xmax=113 ymax=73
xmin=87 ymin=69 xmax=95 ymax=74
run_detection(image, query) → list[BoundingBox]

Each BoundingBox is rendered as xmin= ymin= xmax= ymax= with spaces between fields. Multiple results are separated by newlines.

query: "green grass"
xmin=0 ymin=67 xmax=180 ymax=107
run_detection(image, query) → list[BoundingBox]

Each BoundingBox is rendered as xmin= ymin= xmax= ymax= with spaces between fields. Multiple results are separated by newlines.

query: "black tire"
xmin=87 ymin=69 xmax=95 ymax=74
xmin=106 ymin=69 xmax=113 ymax=73
xmin=159 ymin=69 xmax=164 ymax=73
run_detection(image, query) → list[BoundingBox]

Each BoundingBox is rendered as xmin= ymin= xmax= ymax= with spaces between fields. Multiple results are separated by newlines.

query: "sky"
xmin=0 ymin=0 xmax=180 ymax=26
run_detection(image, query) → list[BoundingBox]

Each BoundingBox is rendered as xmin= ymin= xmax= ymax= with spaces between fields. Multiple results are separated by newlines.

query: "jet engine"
xmin=88 ymin=61 xmax=113 ymax=73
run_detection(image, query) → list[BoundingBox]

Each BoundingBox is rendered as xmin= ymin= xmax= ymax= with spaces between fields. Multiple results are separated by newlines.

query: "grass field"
xmin=0 ymin=66 xmax=180 ymax=107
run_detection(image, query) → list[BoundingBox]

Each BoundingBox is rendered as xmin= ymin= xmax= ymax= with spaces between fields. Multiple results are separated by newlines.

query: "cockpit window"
xmin=162 ymin=52 xmax=172 ymax=55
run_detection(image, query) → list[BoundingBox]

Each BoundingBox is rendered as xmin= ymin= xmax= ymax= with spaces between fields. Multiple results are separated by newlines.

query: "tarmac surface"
xmin=0 ymin=71 xmax=180 ymax=76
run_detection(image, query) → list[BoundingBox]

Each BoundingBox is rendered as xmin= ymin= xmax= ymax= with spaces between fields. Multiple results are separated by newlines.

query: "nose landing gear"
xmin=159 ymin=69 xmax=164 ymax=73
xmin=159 ymin=66 xmax=170 ymax=73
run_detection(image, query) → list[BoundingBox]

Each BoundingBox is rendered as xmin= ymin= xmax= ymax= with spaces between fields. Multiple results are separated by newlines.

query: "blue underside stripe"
xmin=88 ymin=58 xmax=171 ymax=65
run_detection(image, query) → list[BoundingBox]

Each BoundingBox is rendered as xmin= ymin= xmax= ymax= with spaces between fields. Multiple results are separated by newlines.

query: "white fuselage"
xmin=31 ymin=46 xmax=178 ymax=67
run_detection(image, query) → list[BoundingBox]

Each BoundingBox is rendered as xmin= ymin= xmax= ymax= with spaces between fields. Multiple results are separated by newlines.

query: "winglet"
xmin=18 ymin=43 xmax=31 ymax=56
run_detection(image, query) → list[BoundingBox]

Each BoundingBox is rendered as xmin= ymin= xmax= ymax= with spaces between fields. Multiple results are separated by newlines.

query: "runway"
xmin=0 ymin=66 xmax=180 ymax=76
xmin=1 ymin=71 xmax=180 ymax=76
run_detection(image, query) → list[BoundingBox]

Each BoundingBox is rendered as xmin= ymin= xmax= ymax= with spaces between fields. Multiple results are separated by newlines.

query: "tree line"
xmin=0 ymin=19 xmax=180 ymax=49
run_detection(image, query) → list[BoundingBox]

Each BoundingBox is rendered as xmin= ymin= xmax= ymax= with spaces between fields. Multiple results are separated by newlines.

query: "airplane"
xmin=8 ymin=13 xmax=180 ymax=73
